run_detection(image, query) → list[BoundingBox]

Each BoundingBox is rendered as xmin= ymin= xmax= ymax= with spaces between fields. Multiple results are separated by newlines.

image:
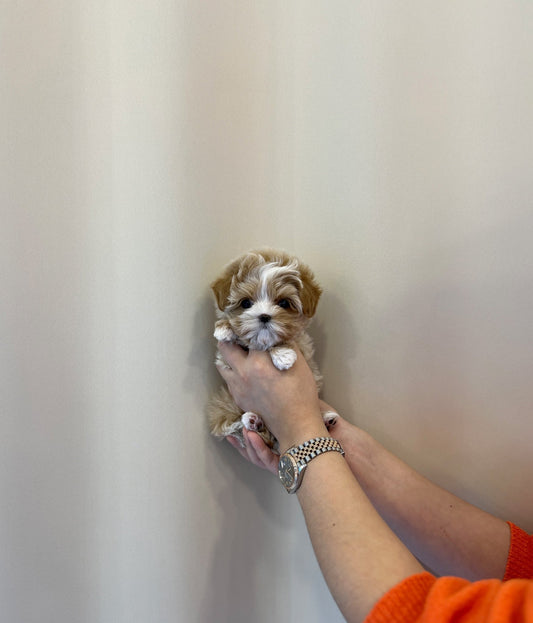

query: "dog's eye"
xmin=277 ymin=299 xmax=291 ymax=309
xmin=240 ymin=298 xmax=253 ymax=309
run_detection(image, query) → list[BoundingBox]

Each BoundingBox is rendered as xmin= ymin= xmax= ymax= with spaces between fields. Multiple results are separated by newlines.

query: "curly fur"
xmin=207 ymin=249 xmax=336 ymax=452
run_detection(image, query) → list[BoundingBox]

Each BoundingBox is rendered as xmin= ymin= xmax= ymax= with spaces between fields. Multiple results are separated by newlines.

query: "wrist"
xmin=278 ymin=434 xmax=346 ymax=494
xmin=277 ymin=417 xmax=330 ymax=453
xmin=331 ymin=420 xmax=380 ymax=483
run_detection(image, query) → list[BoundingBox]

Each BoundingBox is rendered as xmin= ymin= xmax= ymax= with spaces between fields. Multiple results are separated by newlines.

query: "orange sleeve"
xmin=365 ymin=573 xmax=533 ymax=623
xmin=504 ymin=522 xmax=533 ymax=580
xmin=365 ymin=522 xmax=533 ymax=623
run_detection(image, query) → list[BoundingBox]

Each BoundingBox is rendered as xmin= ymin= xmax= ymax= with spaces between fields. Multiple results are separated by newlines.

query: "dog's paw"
xmin=214 ymin=323 xmax=236 ymax=342
xmin=322 ymin=410 xmax=339 ymax=430
xmin=270 ymin=347 xmax=297 ymax=370
xmin=220 ymin=419 xmax=245 ymax=443
xmin=241 ymin=412 xmax=265 ymax=432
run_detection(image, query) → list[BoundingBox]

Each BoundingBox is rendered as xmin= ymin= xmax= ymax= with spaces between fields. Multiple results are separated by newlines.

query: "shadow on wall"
xmin=185 ymin=293 xmax=223 ymax=399
xmin=185 ymin=293 xmax=293 ymax=622
xmin=310 ymin=290 xmax=360 ymax=422
xmin=198 ymin=441 xmax=284 ymax=623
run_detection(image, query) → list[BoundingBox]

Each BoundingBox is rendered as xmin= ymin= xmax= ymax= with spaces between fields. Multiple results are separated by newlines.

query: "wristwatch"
xmin=278 ymin=436 xmax=345 ymax=494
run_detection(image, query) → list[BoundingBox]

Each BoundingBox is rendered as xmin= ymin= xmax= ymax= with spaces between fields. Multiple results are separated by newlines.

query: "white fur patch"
xmin=270 ymin=346 xmax=297 ymax=370
xmin=221 ymin=419 xmax=244 ymax=436
xmin=241 ymin=411 xmax=264 ymax=431
xmin=214 ymin=324 xmax=236 ymax=342
xmin=256 ymin=327 xmax=275 ymax=348
xmin=258 ymin=261 xmax=300 ymax=300
xmin=252 ymin=300 xmax=277 ymax=316
xmin=214 ymin=352 xmax=231 ymax=370
xmin=322 ymin=410 xmax=339 ymax=428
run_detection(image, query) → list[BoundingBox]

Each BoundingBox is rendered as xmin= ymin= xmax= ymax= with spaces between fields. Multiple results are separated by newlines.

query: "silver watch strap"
xmin=287 ymin=436 xmax=344 ymax=468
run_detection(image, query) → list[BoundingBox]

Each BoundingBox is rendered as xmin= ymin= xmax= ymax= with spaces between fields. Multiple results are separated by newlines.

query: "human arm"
xmin=332 ymin=416 xmax=511 ymax=581
xmin=231 ymin=411 xmax=511 ymax=582
xmin=217 ymin=342 xmax=424 ymax=622
xmin=218 ymin=341 xmax=533 ymax=622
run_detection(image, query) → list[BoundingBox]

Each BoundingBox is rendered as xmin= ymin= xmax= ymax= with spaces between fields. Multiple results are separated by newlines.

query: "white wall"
xmin=291 ymin=2 xmax=533 ymax=531
xmin=1 ymin=2 xmax=532 ymax=622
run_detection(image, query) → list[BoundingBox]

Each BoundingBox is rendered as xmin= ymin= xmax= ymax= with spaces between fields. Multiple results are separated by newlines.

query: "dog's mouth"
xmin=237 ymin=322 xmax=281 ymax=350
xmin=232 ymin=311 xmax=301 ymax=351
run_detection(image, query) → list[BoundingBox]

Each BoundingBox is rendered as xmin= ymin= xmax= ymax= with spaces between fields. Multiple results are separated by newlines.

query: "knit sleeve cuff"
xmin=503 ymin=521 xmax=533 ymax=580
xmin=364 ymin=572 xmax=436 ymax=623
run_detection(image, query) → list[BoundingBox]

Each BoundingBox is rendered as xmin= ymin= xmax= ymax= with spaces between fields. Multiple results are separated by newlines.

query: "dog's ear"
xmin=299 ymin=264 xmax=322 ymax=318
xmin=210 ymin=271 xmax=233 ymax=311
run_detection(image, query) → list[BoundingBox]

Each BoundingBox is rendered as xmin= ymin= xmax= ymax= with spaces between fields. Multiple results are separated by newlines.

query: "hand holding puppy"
xmin=207 ymin=249 xmax=336 ymax=449
xmin=227 ymin=399 xmax=343 ymax=475
xmin=227 ymin=428 xmax=279 ymax=474
xmin=217 ymin=341 xmax=328 ymax=452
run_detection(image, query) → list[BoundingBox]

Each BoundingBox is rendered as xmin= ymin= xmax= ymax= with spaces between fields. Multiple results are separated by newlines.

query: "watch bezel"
xmin=278 ymin=437 xmax=345 ymax=494
xmin=278 ymin=452 xmax=302 ymax=494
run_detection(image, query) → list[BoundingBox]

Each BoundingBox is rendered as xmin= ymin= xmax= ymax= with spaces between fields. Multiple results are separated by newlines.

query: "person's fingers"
xmin=226 ymin=435 xmax=243 ymax=449
xmin=226 ymin=435 xmax=249 ymax=460
xmin=245 ymin=429 xmax=279 ymax=475
xmin=242 ymin=428 xmax=264 ymax=468
xmin=225 ymin=431 xmax=266 ymax=469
xmin=217 ymin=341 xmax=247 ymax=370
xmin=225 ymin=430 xmax=279 ymax=475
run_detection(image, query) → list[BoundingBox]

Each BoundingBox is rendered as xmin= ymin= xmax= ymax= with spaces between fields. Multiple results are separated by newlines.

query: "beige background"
xmin=2 ymin=2 xmax=532 ymax=622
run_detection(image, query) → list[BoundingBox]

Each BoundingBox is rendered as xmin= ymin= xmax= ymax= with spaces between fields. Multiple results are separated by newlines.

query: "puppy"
xmin=207 ymin=249 xmax=337 ymax=452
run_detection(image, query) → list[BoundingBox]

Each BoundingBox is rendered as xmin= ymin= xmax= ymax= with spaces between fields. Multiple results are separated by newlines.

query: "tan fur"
xmin=207 ymin=249 xmax=329 ymax=451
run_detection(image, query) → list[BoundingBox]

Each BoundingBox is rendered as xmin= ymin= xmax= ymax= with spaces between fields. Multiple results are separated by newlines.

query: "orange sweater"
xmin=366 ymin=523 xmax=533 ymax=623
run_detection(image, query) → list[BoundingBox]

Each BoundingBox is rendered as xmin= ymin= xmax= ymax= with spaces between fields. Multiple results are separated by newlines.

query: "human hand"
xmin=216 ymin=341 xmax=327 ymax=450
xmin=226 ymin=428 xmax=279 ymax=475
xmin=225 ymin=400 xmax=342 ymax=475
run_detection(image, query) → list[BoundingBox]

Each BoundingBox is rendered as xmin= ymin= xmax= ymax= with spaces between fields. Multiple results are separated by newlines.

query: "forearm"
xmin=296 ymin=448 xmax=424 ymax=623
xmin=334 ymin=419 xmax=510 ymax=580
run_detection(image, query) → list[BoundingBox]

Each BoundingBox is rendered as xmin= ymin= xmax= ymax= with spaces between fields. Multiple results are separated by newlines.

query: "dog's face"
xmin=211 ymin=250 xmax=322 ymax=350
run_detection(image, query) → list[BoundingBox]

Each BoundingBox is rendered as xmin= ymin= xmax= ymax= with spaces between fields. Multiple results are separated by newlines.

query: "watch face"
xmin=278 ymin=454 xmax=297 ymax=489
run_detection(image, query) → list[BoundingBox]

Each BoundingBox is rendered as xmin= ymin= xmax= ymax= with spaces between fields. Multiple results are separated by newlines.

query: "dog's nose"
xmin=259 ymin=314 xmax=271 ymax=324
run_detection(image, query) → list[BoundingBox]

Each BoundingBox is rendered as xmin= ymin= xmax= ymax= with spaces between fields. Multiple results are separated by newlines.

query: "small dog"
xmin=207 ymin=248 xmax=337 ymax=451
